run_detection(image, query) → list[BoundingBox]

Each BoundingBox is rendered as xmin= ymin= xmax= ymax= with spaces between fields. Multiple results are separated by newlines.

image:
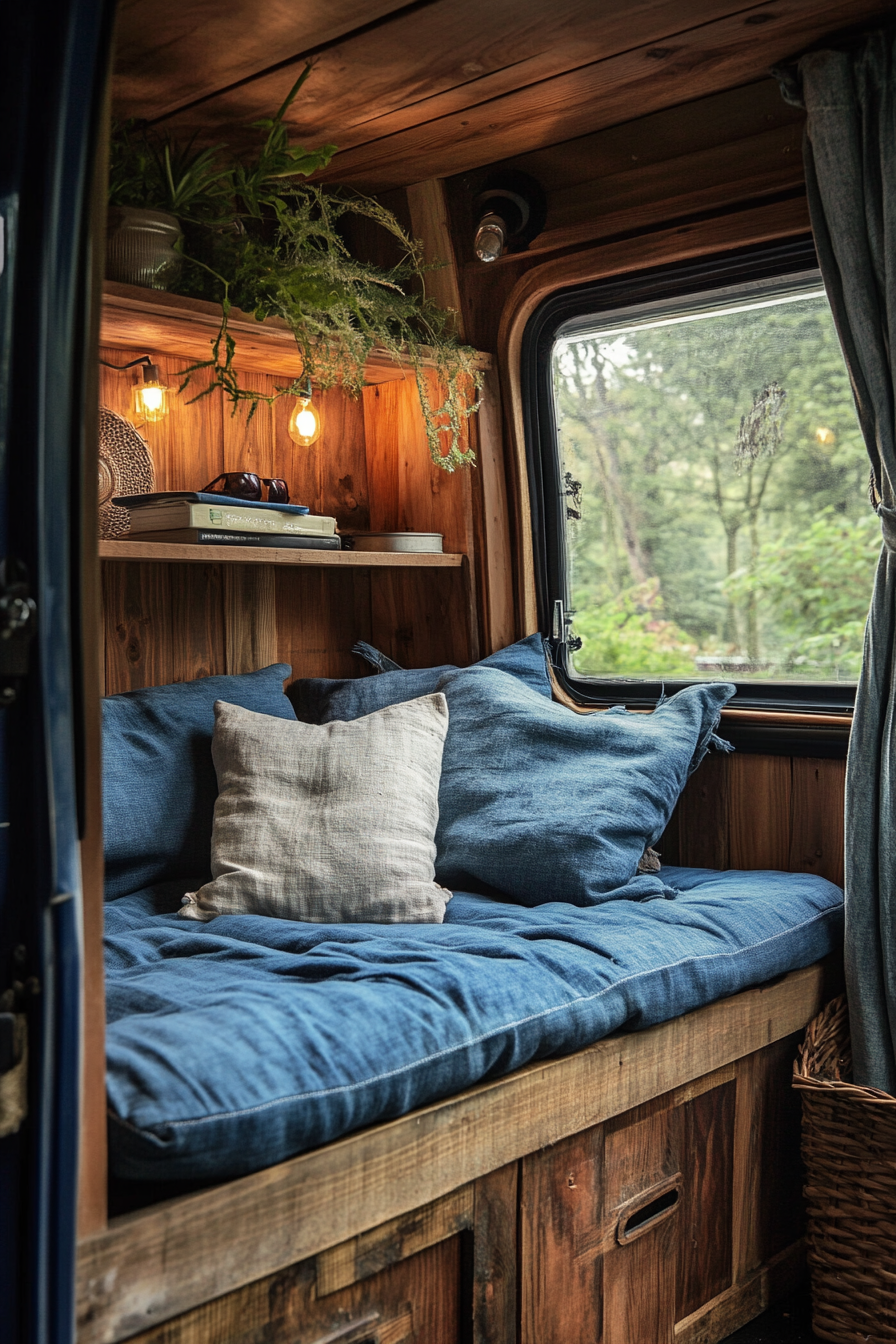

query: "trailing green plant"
xmin=108 ymin=67 xmax=481 ymax=470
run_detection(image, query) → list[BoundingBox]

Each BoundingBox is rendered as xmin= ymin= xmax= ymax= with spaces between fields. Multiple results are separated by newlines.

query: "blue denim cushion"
xmin=432 ymin=670 xmax=736 ymax=905
xmin=104 ymin=866 xmax=843 ymax=1180
xmin=289 ymin=634 xmax=551 ymax=724
xmin=102 ymin=664 xmax=296 ymax=900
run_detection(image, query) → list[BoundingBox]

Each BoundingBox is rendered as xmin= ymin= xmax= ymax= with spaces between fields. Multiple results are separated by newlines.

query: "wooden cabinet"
xmin=520 ymin=1038 xmax=805 ymax=1344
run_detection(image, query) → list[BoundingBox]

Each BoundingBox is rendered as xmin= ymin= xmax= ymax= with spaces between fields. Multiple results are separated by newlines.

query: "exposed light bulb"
xmin=131 ymin=363 xmax=169 ymax=423
xmin=287 ymin=394 xmax=322 ymax=446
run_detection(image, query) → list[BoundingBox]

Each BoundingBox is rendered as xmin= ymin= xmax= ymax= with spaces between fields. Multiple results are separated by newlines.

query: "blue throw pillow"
xmin=289 ymin=634 xmax=551 ymax=724
xmin=431 ymin=668 xmax=736 ymax=906
xmin=102 ymin=664 xmax=296 ymax=900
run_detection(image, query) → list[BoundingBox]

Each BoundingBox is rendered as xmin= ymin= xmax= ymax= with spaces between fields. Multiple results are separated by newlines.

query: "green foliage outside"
xmin=555 ymin=289 xmax=878 ymax=683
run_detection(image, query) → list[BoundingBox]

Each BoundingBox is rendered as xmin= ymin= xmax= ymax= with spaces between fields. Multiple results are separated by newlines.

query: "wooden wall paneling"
xmin=362 ymin=381 xmax=403 ymax=532
xmin=223 ymin=567 xmax=278 ymax=675
xmin=221 ymin=373 xmax=275 ymax=481
xmin=727 ymin=754 xmax=793 ymax=872
xmin=102 ymin=561 xmax=227 ymax=694
xmin=369 ymin=568 xmax=472 ymax=669
xmin=315 ymin=388 xmax=371 ymax=533
xmin=669 ymin=751 xmax=731 ymax=870
xmin=674 ymin=1079 xmax=736 ymax=1321
xmin=520 ymin=1127 xmax=603 ymax=1344
xmin=303 ymin=0 xmax=891 ymax=189
xmin=471 ymin=1163 xmax=518 ymax=1344
xmin=789 ymin=757 xmax=846 ymax=887
xmin=274 ymin=567 xmax=373 ymax=682
xmin=122 ymin=1236 xmax=463 ymax=1344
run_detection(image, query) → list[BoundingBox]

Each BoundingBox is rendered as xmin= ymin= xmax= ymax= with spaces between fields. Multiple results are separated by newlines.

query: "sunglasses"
xmin=203 ymin=472 xmax=290 ymax=505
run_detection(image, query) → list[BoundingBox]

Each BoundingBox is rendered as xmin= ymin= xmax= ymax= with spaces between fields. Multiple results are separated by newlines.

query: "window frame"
xmin=521 ymin=236 xmax=857 ymax=756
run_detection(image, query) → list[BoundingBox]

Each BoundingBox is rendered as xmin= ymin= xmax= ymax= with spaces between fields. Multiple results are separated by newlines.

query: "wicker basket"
xmin=793 ymin=995 xmax=896 ymax=1342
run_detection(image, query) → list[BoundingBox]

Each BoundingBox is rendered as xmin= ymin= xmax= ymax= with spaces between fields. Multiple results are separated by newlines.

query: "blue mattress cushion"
xmin=433 ymin=670 xmax=736 ymax=905
xmin=104 ymin=866 xmax=843 ymax=1181
xmin=289 ymin=633 xmax=551 ymax=724
xmin=102 ymin=664 xmax=297 ymax=900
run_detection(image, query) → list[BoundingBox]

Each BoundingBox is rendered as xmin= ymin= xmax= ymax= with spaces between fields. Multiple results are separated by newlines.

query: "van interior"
xmin=5 ymin=1 xmax=895 ymax=1342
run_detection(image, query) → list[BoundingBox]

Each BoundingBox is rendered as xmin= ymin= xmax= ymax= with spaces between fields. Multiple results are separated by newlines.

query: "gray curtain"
xmin=777 ymin=27 xmax=896 ymax=1092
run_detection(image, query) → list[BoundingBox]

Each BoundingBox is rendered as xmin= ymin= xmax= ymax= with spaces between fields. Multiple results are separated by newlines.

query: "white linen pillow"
xmin=179 ymin=694 xmax=452 ymax=924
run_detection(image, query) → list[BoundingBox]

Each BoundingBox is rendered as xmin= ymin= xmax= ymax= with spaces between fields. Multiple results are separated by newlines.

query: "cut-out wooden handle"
xmin=615 ymin=1172 xmax=683 ymax=1246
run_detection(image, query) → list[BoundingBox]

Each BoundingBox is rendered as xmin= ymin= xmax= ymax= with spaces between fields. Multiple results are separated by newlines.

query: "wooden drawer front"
xmin=520 ymin=1066 xmax=737 ymax=1344
xmin=124 ymin=1237 xmax=462 ymax=1344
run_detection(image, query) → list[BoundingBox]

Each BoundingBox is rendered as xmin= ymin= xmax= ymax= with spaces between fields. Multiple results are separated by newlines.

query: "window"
xmin=524 ymin=241 xmax=875 ymax=728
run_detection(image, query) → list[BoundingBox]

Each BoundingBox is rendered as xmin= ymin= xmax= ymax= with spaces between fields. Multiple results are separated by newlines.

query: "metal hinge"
xmin=0 ymin=557 xmax=37 ymax=706
xmin=551 ymin=599 xmax=582 ymax=654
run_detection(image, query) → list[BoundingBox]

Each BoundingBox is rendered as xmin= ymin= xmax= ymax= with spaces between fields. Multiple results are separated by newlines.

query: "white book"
xmin=125 ymin=501 xmax=337 ymax=536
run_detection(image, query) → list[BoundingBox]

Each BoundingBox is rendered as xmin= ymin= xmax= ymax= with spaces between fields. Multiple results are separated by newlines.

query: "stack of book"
xmin=112 ymin=493 xmax=341 ymax=550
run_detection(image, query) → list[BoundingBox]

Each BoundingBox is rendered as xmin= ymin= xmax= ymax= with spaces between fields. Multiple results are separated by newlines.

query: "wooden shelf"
xmin=101 ymin=281 xmax=491 ymax=380
xmin=98 ymin=539 xmax=463 ymax=568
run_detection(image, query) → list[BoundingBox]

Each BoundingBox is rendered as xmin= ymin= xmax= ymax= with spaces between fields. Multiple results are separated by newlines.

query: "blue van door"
xmin=0 ymin=3 xmax=114 ymax=1342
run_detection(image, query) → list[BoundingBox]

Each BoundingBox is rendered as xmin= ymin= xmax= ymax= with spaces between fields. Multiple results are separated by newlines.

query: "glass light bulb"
xmin=132 ymin=379 xmax=168 ymax=423
xmin=287 ymin=395 xmax=321 ymax=446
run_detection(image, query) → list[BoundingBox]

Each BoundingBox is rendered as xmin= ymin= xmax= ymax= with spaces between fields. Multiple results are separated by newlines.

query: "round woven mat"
xmin=98 ymin=406 xmax=154 ymax=538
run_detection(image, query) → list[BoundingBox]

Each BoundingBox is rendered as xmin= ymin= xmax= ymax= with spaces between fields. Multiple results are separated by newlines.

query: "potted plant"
xmin=106 ymin=69 xmax=479 ymax=470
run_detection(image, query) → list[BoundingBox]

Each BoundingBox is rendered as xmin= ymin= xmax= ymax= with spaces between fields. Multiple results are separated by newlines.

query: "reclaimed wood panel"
xmin=662 ymin=752 xmax=845 ymax=887
xmin=76 ymin=967 xmax=825 ymax=1344
xmin=102 ymin=560 xmax=226 ymax=693
xmin=121 ymin=1236 xmax=462 ymax=1344
xmin=471 ymin=1163 xmax=518 ymax=1344
xmin=675 ymin=1081 xmax=736 ymax=1320
xmin=274 ymin=567 xmax=373 ymax=682
xmin=520 ymin=1127 xmax=604 ymax=1344
xmin=222 ymin=566 xmax=278 ymax=674
xmin=789 ymin=757 xmax=846 ymax=886
xmin=308 ymin=0 xmax=891 ymax=187
xmin=111 ymin=0 xmax=411 ymax=120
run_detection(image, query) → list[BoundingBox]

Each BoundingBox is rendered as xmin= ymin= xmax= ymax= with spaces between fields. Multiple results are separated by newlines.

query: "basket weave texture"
xmin=794 ymin=995 xmax=896 ymax=1343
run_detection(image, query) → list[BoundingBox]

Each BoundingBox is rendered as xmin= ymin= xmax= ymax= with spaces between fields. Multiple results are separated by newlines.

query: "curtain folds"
xmin=777 ymin=27 xmax=896 ymax=1091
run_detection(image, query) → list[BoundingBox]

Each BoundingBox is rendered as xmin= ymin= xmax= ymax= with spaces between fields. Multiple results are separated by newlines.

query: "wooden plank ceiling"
xmin=113 ymin=0 xmax=891 ymax=192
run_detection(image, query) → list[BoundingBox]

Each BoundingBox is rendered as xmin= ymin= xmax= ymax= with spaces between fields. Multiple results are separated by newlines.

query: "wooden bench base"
xmin=77 ymin=963 xmax=833 ymax=1344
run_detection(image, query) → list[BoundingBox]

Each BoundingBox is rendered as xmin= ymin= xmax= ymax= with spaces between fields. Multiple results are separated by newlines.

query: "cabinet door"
xmin=520 ymin=1069 xmax=738 ymax=1344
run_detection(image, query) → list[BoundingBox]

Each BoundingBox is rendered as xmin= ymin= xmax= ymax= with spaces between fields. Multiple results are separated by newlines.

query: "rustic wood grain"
xmin=602 ymin=1106 xmax=679 ymax=1344
xmin=76 ymin=965 xmax=825 ymax=1344
xmin=111 ymin=0 xmax=412 ymax=120
xmin=307 ymin=0 xmax=891 ymax=187
xmin=102 ymin=561 xmax=227 ymax=693
xmin=674 ymin=1240 xmax=806 ymax=1343
xmin=789 ymin=757 xmax=846 ymax=887
xmin=471 ymin=1163 xmax=518 ymax=1344
xmin=405 ymin=179 xmax=466 ymax=339
xmin=100 ymin=543 xmax=462 ymax=568
xmin=675 ymin=1081 xmax=736 ymax=1321
xmin=274 ymin=567 xmax=373 ymax=682
xmin=369 ymin=568 xmax=471 ymax=669
xmin=520 ymin=1127 xmax=604 ymax=1344
xmin=223 ymin=566 xmax=278 ymax=674
xmin=728 ymin=755 xmax=793 ymax=872
xmin=118 ymin=1236 xmax=461 ymax=1344
xmin=673 ymin=751 xmax=731 ymax=870
xmin=316 ymin=1185 xmax=473 ymax=1296
xmin=471 ymin=367 xmax=514 ymax=656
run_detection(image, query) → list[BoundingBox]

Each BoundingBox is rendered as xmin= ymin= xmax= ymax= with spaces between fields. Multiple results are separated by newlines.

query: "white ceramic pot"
xmin=106 ymin=207 xmax=183 ymax=290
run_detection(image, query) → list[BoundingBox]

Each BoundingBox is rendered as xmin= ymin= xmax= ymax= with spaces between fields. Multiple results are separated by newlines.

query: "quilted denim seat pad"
xmin=105 ymin=866 xmax=843 ymax=1182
